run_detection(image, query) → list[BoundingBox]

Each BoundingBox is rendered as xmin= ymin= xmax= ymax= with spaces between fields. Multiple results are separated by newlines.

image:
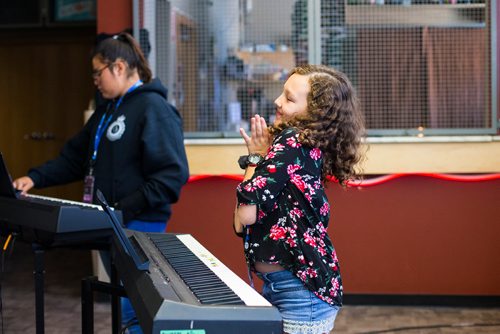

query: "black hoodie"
xmin=28 ymin=78 xmax=189 ymax=223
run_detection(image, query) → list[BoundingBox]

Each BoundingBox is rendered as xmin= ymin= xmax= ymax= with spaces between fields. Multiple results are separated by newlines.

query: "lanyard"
xmin=90 ymin=80 xmax=143 ymax=165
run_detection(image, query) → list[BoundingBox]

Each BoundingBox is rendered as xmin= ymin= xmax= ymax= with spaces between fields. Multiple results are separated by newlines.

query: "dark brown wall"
xmin=0 ymin=28 xmax=96 ymax=200
xmin=167 ymin=176 xmax=500 ymax=296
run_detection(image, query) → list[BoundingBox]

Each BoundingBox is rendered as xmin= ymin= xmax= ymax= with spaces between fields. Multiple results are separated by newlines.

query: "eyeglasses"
xmin=92 ymin=64 xmax=111 ymax=79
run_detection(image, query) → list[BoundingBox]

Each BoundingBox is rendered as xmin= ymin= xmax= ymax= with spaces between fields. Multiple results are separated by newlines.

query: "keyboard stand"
xmin=29 ymin=241 xmax=117 ymax=334
xmin=81 ymin=265 xmax=126 ymax=334
xmin=32 ymin=243 xmax=45 ymax=334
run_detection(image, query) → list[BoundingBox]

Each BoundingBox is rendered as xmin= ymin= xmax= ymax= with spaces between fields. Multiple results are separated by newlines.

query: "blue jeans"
xmin=258 ymin=270 xmax=340 ymax=334
xmin=121 ymin=220 xmax=166 ymax=334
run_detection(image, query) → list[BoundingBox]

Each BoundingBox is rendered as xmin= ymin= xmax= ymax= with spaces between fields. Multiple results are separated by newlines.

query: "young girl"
xmin=234 ymin=65 xmax=365 ymax=334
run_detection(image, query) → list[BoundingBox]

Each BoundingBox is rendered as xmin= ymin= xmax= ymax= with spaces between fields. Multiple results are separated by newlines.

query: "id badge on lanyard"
xmin=83 ymin=173 xmax=95 ymax=203
xmin=82 ymin=109 xmax=111 ymax=204
xmin=83 ymin=109 xmax=113 ymax=203
xmin=82 ymin=80 xmax=142 ymax=203
xmin=83 ymin=163 xmax=96 ymax=203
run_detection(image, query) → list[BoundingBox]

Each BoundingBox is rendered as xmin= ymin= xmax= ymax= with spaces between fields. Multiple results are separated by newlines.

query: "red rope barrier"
xmin=188 ymin=173 xmax=500 ymax=187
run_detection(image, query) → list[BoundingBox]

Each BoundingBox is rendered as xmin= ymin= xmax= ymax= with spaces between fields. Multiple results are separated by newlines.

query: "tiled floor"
xmin=1 ymin=242 xmax=499 ymax=333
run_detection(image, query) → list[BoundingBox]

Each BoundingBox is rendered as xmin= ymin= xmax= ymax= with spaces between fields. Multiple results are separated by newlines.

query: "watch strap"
xmin=238 ymin=155 xmax=248 ymax=169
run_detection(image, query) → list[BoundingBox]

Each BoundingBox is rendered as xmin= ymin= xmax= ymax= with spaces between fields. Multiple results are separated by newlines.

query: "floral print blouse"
xmin=237 ymin=128 xmax=342 ymax=306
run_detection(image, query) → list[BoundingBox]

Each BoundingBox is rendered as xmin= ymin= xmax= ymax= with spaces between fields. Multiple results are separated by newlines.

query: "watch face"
xmin=248 ymin=154 xmax=263 ymax=164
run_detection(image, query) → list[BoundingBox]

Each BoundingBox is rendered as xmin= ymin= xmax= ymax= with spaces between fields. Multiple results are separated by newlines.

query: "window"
xmin=138 ymin=0 xmax=495 ymax=137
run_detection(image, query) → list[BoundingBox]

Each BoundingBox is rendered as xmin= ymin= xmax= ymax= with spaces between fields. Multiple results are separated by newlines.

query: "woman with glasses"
xmin=13 ymin=32 xmax=189 ymax=334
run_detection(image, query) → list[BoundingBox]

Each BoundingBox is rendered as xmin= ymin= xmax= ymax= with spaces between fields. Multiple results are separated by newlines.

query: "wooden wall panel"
xmin=0 ymin=28 xmax=96 ymax=200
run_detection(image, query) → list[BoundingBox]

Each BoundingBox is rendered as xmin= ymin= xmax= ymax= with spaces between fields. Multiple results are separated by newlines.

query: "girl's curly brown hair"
xmin=269 ymin=65 xmax=366 ymax=186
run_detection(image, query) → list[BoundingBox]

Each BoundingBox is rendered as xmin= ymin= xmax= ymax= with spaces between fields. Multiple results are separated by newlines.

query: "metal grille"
xmin=137 ymin=0 xmax=495 ymax=137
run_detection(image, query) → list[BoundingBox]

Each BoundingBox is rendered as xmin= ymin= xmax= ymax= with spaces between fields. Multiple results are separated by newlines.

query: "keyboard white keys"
xmin=22 ymin=193 xmax=103 ymax=210
xmin=176 ymin=234 xmax=271 ymax=307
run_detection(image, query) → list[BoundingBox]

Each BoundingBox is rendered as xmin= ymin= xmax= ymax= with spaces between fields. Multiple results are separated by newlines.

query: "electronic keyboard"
xmin=0 ymin=193 xmax=119 ymax=246
xmin=112 ymin=231 xmax=282 ymax=334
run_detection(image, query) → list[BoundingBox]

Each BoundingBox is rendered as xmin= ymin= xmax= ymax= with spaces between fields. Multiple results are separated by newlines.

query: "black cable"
xmin=359 ymin=322 xmax=500 ymax=334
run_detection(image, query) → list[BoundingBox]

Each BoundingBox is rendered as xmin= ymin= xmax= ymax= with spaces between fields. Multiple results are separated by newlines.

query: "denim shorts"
xmin=257 ymin=270 xmax=340 ymax=334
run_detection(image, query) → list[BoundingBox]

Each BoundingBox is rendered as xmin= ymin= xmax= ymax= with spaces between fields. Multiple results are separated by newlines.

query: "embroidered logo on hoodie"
xmin=107 ymin=115 xmax=126 ymax=141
